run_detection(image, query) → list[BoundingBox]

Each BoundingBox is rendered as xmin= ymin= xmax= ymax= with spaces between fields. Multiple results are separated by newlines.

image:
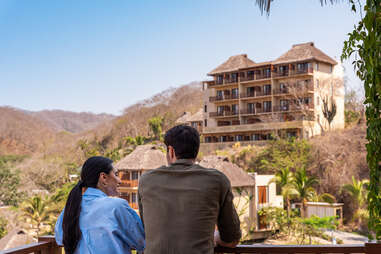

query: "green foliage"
xmin=20 ymin=195 xmax=59 ymax=237
xmin=0 ymin=217 xmax=7 ymax=239
xmin=345 ymin=110 xmax=361 ymax=125
xmin=0 ymin=163 xmax=23 ymax=206
xmin=342 ymin=176 xmax=369 ymax=225
xmin=341 ymin=0 xmax=381 ymax=239
xmin=293 ymin=168 xmax=319 ymax=217
xmin=251 ymin=138 xmax=311 ymax=174
xmin=148 ymin=116 xmax=163 ymax=140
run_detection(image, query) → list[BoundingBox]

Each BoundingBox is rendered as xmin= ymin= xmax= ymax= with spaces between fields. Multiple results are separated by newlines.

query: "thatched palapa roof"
xmin=208 ymin=54 xmax=256 ymax=75
xmin=199 ymin=156 xmax=255 ymax=187
xmin=175 ymin=112 xmax=192 ymax=124
xmin=115 ymin=145 xmax=167 ymax=171
xmin=187 ymin=109 xmax=203 ymax=122
xmin=0 ymin=229 xmax=34 ymax=251
xmin=273 ymin=42 xmax=337 ymax=65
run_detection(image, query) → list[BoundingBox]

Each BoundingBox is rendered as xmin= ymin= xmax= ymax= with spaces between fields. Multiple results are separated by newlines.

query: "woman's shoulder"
xmin=94 ymin=196 xmax=131 ymax=210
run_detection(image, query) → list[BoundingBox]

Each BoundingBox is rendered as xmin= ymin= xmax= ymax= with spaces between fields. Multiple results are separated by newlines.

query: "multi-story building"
xmin=202 ymin=42 xmax=344 ymax=143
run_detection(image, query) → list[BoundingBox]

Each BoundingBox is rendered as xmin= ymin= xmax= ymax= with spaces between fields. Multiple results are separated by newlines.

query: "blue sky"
xmin=0 ymin=0 xmax=362 ymax=115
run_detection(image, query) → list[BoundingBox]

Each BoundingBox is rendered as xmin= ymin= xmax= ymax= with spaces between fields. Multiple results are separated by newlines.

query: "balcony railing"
xmin=241 ymin=73 xmax=271 ymax=82
xmin=3 ymin=236 xmax=381 ymax=254
xmin=240 ymin=90 xmax=271 ymax=98
xmin=273 ymin=104 xmax=314 ymax=112
xmin=209 ymin=111 xmax=239 ymax=117
xmin=272 ymin=71 xmax=289 ymax=78
xmin=209 ymin=94 xmax=239 ymax=102
xmin=120 ymin=179 xmax=139 ymax=188
xmin=240 ymin=107 xmax=272 ymax=115
xmin=290 ymin=67 xmax=314 ymax=76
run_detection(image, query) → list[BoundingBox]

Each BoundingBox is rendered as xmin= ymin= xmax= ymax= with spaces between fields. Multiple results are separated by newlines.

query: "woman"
xmin=55 ymin=156 xmax=145 ymax=254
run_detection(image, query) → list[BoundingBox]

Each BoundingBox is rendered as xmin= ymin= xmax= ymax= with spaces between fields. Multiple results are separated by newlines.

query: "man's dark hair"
xmin=164 ymin=125 xmax=200 ymax=159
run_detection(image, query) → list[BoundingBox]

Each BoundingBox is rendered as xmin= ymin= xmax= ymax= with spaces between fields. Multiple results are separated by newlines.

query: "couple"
xmin=55 ymin=125 xmax=241 ymax=254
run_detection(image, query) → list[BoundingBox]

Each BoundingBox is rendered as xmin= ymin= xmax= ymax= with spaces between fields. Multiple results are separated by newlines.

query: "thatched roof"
xmin=0 ymin=228 xmax=34 ymax=251
xmin=208 ymin=54 xmax=256 ymax=75
xmin=115 ymin=145 xmax=167 ymax=171
xmin=199 ymin=156 xmax=255 ymax=187
xmin=175 ymin=112 xmax=192 ymax=124
xmin=273 ymin=42 xmax=337 ymax=65
xmin=187 ymin=109 xmax=203 ymax=122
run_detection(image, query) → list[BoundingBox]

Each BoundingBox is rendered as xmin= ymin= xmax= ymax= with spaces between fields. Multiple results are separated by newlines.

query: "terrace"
xmin=2 ymin=236 xmax=381 ymax=254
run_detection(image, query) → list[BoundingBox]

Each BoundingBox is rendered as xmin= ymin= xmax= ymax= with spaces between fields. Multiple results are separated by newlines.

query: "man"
xmin=138 ymin=125 xmax=241 ymax=254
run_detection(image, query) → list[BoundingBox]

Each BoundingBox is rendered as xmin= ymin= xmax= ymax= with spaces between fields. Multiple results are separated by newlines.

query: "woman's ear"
xmin=98 ymin=172 xmax=108 ymax=186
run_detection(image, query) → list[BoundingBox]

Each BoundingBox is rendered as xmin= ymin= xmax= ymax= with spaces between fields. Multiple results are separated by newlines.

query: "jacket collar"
xmin=83 ymin=187 xmax=107 ymax=199
xmin=170 ymin=159 xmax=195 ymax=166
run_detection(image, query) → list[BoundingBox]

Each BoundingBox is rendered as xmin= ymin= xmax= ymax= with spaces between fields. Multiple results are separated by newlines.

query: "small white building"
xmin=304 ymin=202 xmax=343 ymax=224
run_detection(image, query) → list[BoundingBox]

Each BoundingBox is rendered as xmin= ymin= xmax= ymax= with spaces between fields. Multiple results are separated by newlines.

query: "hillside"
xmin=0 ymin=107 xmax=56 ymax=155
xmin=27 ymin=110 xmax=115 ymax=133
xmin=82 ymin=82 xmax=203 ymax=150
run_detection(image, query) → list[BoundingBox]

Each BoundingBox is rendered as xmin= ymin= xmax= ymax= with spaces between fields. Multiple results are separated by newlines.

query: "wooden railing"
xmin=120 ymin=179 xmax=138 ymax=187
xmin=1 ymin=236 xmax=381 ymax=254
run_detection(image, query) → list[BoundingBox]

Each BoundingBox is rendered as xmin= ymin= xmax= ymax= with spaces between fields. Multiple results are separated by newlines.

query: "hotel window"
xmin=231 ymin=73 xmax=238 ymax=82
xmin=232 ymin=104 xmax=239 ymax=115
xmin=235 ymin=135 xmax=243 ymax=141
xmin=315 ymin=63 xmax=319 ymax=71
xmin=253 ymin=134 xmax=260 ymax=140
xmin=280 ymin=100 xmax=289 ymax=111
xmin=316 ymin=79 xmax=319 ymax=88
xmin=217 ymin=106 xmax=224 ymax=115
xmin=217 ymin=75 xmax=223 ymax=84
xmin=132 ymin=193 xmax=137 ymax=203
xmin=248 ymin=103 xmax=255 ymax=113
xmin=132 ymin=171 xmax=139 ymax=180
xmin=264 ymin=68 xmax=271 ymax=77
xmin=247 ymin=71 xmax=255 ymax=79
xmin=330 ymin=65 xmax=333 ymax=73
xmin=263 ymin=101 xmax=272 ymax=112
xmin=191 ymin=122 xmax=198 ymax=129
xmin=264 ymin=84 xmax=271 ymax=95
xmin=232 ymin=88 xmax=238 ymax=98
xmin=257 ymin=186 xmax=268 ymax=204
xmin=204 ymin=119 xmax=207 ymax=127
xmin=204 ymin=105 xmax=207 ymax=112
xmin=217 ymin=90 xmax=223 ymax=99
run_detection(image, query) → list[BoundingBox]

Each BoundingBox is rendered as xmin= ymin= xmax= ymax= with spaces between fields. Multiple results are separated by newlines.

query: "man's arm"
xmin=216 ymin=177 xmax=241 ymax=247
xmin=214 ymin=230 xmax=239 ymax=248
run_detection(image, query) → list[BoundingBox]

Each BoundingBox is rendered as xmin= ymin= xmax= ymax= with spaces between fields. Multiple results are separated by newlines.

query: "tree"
xmin=270 ymin=167 xmax=298 ymax=216
xmin=148 ymin=116 xmax=163 ymax=140
xmin=0 ymin=217 xmax=7 ymax=239
xmin=20 ymin=196 xmax=57 ymax=237
xmin=341 ymin=0 xmax=381 ymax=239
xmin=0 ymin=164 xmax=22 ymax=206
xmin=293 ymin=168 xmax=319 ymax=217
xmin=322 ymin=96 xmax=337 ymax=130
xmin=342 ymin=176 xmax=369 ymax=225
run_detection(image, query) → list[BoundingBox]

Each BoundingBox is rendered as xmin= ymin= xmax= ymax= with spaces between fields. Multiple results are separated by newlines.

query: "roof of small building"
xmin=115 ymin=145 xmax=167 ymax=171
xmin=187 ymin=109 xmax=203 ymax=122
xmin=208 ymin=54 xmax=256 ymax=75
xmin=175 ymin=112 xmax=192 ymax=124
xmin=273 ymin=42 xmax=337 ymax=65
xmin=0 ymin=228 xmax=34 ymax=251
xmin=199 ymin=156 xmax=255 ymax=187
xmin=306 ymin=202 xmax=344 ymax=207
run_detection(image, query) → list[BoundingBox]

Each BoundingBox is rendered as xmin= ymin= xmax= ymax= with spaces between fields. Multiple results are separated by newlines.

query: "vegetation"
xmin=293 ymin=168 xmax=319 ymax=218
xmin=148 ymin=116 xmax=163 ymax=140
xmin=341 ymin=0 xmax=381 ymax=240
xmin=0 ymin=156 xmax=24 ymax=206
xmin=270 ymin=167 xmax=297 ymax=216
xmin=0 ymin=217 xmax=7 ymax=239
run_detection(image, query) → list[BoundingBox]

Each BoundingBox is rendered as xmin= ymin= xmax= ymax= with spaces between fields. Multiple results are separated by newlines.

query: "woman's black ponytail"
xmin=62 ymin=156 xmax=113 ymax=254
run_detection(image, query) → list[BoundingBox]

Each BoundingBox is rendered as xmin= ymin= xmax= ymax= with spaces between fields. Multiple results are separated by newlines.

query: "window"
xmin=330 ymin=65 xmax=333 ymax=73
xmin=217 ymin=106 xmax=224 ymax=115
xmin=280 ymin=100 xmax=289 ymax=111
xmin=247 ymin=70 xmax=255 ymax=79
xmin=316 ymin=96 xmax=320 ymax=106
xmin=263 ymin=101 xmax=272 ymax=112
xmin=315 ymin=63 xmax=319 ymax=71
xmin=121 ymin=172 xmax=130 ymax=180
xmin=304 ymin=97 xmax=311 ymax=105
xmin=264 ymin=84 xmax=271 ymax=95
xmin=232 ymin=104 xmax=239 ymax=115
xmin=258 ymin=186 xmax=268 ymax=204
xmin=235 ymin=135 xmax=243 ymax=141
xmin=276 ymin=184 xmax=282 ymax=195
xmin=204 ymin=119 xmax=207 ymax=127
xmin=191 ymin=122 xmax=198 ymax=129
xmin=264 ymin=68 xmax=271 ymax=77
xmin=316 ymin=79 xmax=319 ymax=88
xmin=132 ymin=171 xmax=139 ymax=180
xmin=248 ymin=103 xmax=255 ymax=113
xmin=232 ymin=88 xmax=238 ymax=98
xmin=204 ymin=105 xmax=207 ymax=112
xmin=217 ymin=90 xmax=223 ymax=99
xmin=253 ymin=134 xmax=261 ymax=141
xmin=231 ymin=73 xmax=238 ymax=82
xmin=217 ymin=75 xmax=223 ymax=84
xmin=132 ymin=193 xmax=137 ymax=203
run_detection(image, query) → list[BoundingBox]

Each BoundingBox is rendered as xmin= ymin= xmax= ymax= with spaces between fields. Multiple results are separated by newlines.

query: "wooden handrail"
xmin=2 ymin=235 xmax=380 ymax=254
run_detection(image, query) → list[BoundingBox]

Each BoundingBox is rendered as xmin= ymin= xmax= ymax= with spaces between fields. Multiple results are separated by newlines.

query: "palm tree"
xmin=254 ymin=0 xmax=345 ymax=15
xmin=21 ymin=195 xmax=56 ymax=237
xmin=293 ymin=168 xmax=319 ymax=217
xmin=342 ymin=176 xmax=369 ymax=224
xmin=270 ymin=167 xmax=298 ymax=216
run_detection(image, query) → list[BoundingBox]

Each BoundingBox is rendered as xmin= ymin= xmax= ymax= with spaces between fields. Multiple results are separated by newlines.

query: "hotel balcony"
xmin=209 ymin=111 xmax=239 ymax=118
xmin=4 ymin=236 xmax=381 ymax=254
xmin=240 ymin=107 xmax=272 ymax=115
xmin=209 ymin=94 xmax=239 ymax=102
xmin=273 ymin=83 xmax=313 ymax=96
xmin=273 ymin=104 xmax=314 ymax=113
xmin=240 ymin=90 xmax=271 ymax=99
xmin=272 ymin=67 xmax=313 ymax=79
xmin=119 ymin=179 xmax=138 ymax=188
xmin=240 ymin=73 xmax=271 ymax=82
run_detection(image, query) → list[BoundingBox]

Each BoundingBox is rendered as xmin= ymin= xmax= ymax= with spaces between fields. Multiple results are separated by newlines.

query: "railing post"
xmin=365 ymin=242 xmax=381 ymax=254
xmin=38 ymin=236 xmax=62 ymax=254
